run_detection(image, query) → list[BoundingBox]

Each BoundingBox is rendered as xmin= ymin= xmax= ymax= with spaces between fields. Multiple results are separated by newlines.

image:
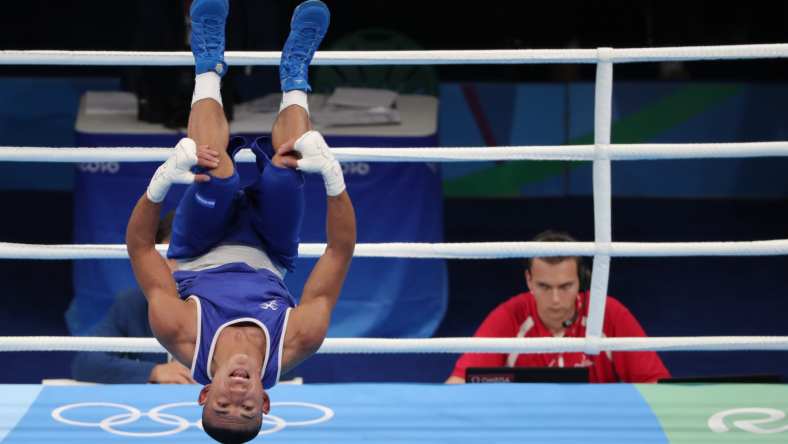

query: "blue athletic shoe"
xmin=280 ymin=0 xmax=330 ymax=92
xmin=190 ymin=0 xmax=229 ymax=77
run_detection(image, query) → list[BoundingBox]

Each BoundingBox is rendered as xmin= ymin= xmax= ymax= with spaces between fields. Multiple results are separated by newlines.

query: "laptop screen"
xmin=658 ymin=374 xmax=783 ymax=384
xmin=466 ymin=367 xmax=590 ymax=383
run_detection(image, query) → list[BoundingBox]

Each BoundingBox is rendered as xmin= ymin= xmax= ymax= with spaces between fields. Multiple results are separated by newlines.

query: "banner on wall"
xmin=440 ymin=83 xmax=788 ymax=198
xmin=69 ymin=133 xmax=446 ymax=339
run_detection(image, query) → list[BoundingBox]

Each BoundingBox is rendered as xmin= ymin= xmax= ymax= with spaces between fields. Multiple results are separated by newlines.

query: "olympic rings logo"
xmin=51 ymin=401 xmax=334 ymax=437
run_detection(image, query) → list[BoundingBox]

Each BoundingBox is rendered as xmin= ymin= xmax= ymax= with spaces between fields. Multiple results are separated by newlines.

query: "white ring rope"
xmin=587 ymin=56 xmax=614 ymax=341
xmin=3 ymin=240 xmax=788 ymax=259
xmin=4 ymin=43 xmax=788 ymax=358
xmin=4 ymin=142 xmax=788 ymax=162
xmin=2 ymin=336 xmax=788 ymax=354
xmin=2 ymin=44 xmax=788 ymax=66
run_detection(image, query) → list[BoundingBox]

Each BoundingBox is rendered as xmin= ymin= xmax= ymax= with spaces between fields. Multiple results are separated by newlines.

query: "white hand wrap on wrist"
xmin=146 ymin=138 xmax=199 ymax=203
xmin=294 ymin=131 xmax=346 ymax=196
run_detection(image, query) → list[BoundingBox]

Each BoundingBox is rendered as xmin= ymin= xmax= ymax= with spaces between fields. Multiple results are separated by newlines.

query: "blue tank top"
xmin=173 ymin=262 xmax=297 ymax=389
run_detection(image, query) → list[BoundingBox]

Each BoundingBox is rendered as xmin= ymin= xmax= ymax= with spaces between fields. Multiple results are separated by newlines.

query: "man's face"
xmin=198 ymin=354 xmax=269 ymax=428
xmin=526 ymin=258 xmax=580 ymax=331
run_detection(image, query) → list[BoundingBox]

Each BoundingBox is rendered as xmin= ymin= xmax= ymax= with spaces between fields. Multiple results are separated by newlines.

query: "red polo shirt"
xmin=450 ymin=292 xmax=670 ymax=383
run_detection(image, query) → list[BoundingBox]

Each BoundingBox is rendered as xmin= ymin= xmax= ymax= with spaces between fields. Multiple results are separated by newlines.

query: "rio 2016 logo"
xmin=341 ymin=162 xmax=369 ymax=176
xmin=708 ymin=408 xmax=788 ymax=434
xmin=78 ymin=162 xmax=120 ymax=174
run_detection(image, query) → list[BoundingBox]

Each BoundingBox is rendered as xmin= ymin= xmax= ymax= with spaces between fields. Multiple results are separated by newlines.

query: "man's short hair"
xmin=524 ymin=230 xmax=583 ymax=272
xmin=202 ymin=415 xmax=261 ymax=444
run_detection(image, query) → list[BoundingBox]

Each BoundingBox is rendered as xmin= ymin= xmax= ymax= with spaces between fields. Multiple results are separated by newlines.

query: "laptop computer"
xmin=466 ymin=366 xmax=590 ymax=383
xmin=658 ymin=374 xmax=783 ymax=384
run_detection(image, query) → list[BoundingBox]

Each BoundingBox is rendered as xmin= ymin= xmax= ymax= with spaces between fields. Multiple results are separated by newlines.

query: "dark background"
xmin=2 ymin=0 xmax=788 ymax=81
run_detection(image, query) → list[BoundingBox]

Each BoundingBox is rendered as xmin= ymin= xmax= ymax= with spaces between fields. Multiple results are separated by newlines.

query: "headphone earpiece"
xmin=578 ymin=259 xmax=592 ymax=292
xmin=563 ymin=260 xmax=591 ymax=328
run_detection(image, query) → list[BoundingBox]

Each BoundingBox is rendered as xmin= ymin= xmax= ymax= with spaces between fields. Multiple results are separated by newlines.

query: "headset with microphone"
xmin=561 ymin=258 xmax=591 ymax=329
xmin=525 ymin=230 xmax=593 ymax=330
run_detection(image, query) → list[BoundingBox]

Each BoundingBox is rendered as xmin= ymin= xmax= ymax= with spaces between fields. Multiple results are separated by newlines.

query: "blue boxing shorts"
xmin=167 ymin=136 xmax=305 ymax=272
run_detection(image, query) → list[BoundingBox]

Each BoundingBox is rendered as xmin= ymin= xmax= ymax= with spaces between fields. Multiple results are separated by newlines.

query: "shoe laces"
xmin=284 ymin=26 xmax=318 ymax=76
xmin=192 ymin=17 xmax=224 ymax=56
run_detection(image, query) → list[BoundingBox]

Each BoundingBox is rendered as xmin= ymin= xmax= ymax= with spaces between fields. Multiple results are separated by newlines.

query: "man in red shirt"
xmin=446 ymin=231 xmax=670 ymax=384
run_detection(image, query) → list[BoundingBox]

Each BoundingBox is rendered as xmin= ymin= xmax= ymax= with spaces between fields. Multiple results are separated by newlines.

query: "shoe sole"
xmin=291 ymin=0 xmax=330 ymax=32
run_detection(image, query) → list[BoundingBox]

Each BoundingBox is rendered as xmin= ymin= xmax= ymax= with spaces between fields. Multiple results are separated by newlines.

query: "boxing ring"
xmin=1 ymin=383 xmax=787 ymax=443
xmin=2 ymin=45 xmax=788 ymax=442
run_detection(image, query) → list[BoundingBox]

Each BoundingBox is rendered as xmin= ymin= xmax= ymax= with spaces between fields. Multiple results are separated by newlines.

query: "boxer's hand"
xmin=146 ymin=138 xmax=219 ymax=203
xmin=277 ymin=131 xmax=345 ymax=196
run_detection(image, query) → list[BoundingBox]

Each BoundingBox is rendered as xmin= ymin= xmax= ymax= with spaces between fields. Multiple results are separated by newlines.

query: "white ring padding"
xmin=3 ymin=44 xmax=788 ymax=66
xmin=4 ymin=142 xmax=788 ymax=162
xmin=2 ymin=336 xmax=788 ymax=353
xmin=3 ymin=240 xmax=788 ymax=260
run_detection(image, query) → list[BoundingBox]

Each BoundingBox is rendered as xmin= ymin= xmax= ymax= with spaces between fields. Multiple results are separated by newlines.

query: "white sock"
xmin=191 ymin=72 xmax=223 ymax=107
xmin=279 ymin=90 xmax=309 ymax=115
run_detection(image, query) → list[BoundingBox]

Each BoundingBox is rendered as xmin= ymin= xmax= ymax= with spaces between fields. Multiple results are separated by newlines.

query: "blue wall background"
xmin=440 ymin=82 xmax=788 ymax=198
xmin=1 ymin=77 xmax=787 ymax=383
